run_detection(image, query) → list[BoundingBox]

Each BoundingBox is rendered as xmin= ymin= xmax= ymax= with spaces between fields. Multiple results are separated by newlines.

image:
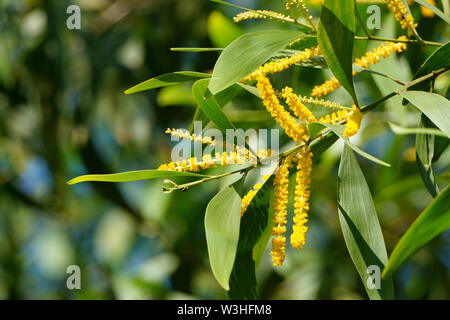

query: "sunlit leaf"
xmin=400 ymin=91 xmax=450 ymax=138
xmin=209 ymin=30 xmax=305 ymax=94
xmin=383 ymin=186 xmax=450 ymax=278
xmin=205 ymin=182 xmax=242 ymax=290
xmin=67 ymin=170 xmax=209 ymax=185
xmin=124 ymin=71 xmax=210 ymax=94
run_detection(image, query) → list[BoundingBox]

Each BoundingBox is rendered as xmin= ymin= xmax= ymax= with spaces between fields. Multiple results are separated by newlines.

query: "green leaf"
xmin=338 ymin=145 xmax=394 ymax=300
xmin=414 ymin=0 xmax=450 ymax=24
xmin=189 ymin=82 xmax=244 ymax=133
xmin=192 ymin=79 xmax=239 ymax=133
xmin=320 ymin=123 xmax=391 ymax=167
xmin=229 ymin=175 xmax=275 ymax=299
xmin=400 ymin=91 xmax=450 ymax=138
xmin=205 ymin=183 xmax=242 ymax=291
xmin=416 ymin=115 xmax=440 ymax=197
xmin=383 ymin=185 xmax=450 ymax=278
xmin=208 ymin=30 xmax=305 ymax=94
xmin=67 ymin=170 xmax=209 ymax=185
xmin=318 ymin=0 xmax=357 ymax=103
xmin=171 ymin=47 xmax=223 ymax=52
xmin=406 ymin=42 xmax=450 ymax=95
xmin=124 ymin=71 xmax=211 ymax=94
xmin=388 ymin=121 xmax=447 ymax=137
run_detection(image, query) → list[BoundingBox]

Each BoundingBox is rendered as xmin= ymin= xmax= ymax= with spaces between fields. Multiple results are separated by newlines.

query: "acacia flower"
xmin=281 ymin=86 xmax=317 ymax=123
xmin=342 ymin=105 xmax=363 ymax=137
xmin=419 ymin=0 xmax=436 ymax=18
xmin=271 ymin=155 xmax=295 ymax=267
xmin=387 ymin=0 xmax=418 ymax=36
xmin=255 ymin=74 xmax=308 ymax=144
xmin=245 ymin=47 xmax=321 ymax=81
xmin=166 ymin=128 xmax=215 ymax=145
xmin=233 ymin=10 xmax=294 ymax=23
xmin=241 ymin=175 xmax=272 ymax=216
xmin=291 ymin=146 xmax=312 ymax=250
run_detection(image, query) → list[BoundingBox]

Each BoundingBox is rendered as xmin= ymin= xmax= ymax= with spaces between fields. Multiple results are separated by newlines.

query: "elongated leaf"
xmin=125 ymin=71 xmax=211 ymax=94
xmin=388 ymin=121 xmax=447 ymax=137
xmin=400 ymin=91 xmax=450 ymax=138
xmin=318 ymin=0 xmax=357 ymax=102
xmin=205 ymin=183 xmax=242 ymax=290
xmin=189 ymin=83 xmax=243 ymax=133
xmin=383 ymin=186 xmax=450 ymax=278
xmin=67 ymin=170 xmax=209 ymax=185
xmin=338 ymin=145 xmax=394 ymax=300
xmin=406 ymin=42 xmax=450 ymax=96
xmin=171 ymin=47 xmax=223 ymax=52
xmin=209 ymin=30 xmax=305 ymax=94
xmin=192 ymin=79 xmax=239 ymax=134
xmin=416 ymin=115 xmax=439 ymax=197
xmin=229 ymin=175 xmax=275 ymax=299
xmin=414 ymin=0 xmax=450 ymax=23
xmin=320 ymin=123 xmax=391 ymax=166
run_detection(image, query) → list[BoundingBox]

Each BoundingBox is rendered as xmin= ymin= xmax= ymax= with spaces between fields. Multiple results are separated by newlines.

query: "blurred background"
xmin=0 ymin=0 xmax=449 ymax=299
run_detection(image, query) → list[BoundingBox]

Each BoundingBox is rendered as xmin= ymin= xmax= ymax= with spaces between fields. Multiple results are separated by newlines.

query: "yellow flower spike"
xmin=166 ymin=128 xmax=216 ymax=146
xmin=244 ymin=47 xmax=320 ymax=81
xmin=233 ymin=10 xmax=294 ymax=23
xmin=343 ymin=105 xmax=363 ymax=137
xmin=271 ymin=155 xmax=297 ymax=267
xmin=255 ymin=74 xmax=308 ymax=144
xmin=311 ymin=37 xmax=408 ymax=98
xmin=386 ymin=0 xmax=418 ymax=36
xmin=281 ymin=87 xmax=317 ymax=123
xmin=291 ymin=146 xmax=313 ymax=250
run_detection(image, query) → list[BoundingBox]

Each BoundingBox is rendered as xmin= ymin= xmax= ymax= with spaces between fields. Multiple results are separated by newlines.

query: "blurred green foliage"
xmin=0 ymin=0 xmax=449 ymax=299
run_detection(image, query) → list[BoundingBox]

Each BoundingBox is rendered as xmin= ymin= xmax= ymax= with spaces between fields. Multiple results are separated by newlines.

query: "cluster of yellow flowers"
xmin=241 ymin=173 xmax=272 ymax=216
xmin=387 ymin=0 xmax=418 ymax=36
xmin=157 ymin=149 xmax=273 ymax=173
xmin=256 ymin=73 xmax=309 ymax=144
xmin=281 ymin=87 xmax=317 ymax=123
xmin=311 ymin=37 xmax=408 ymax=98
xmin=233 ymin=10 xmax=294 ymax=23
xmin=342 ymin=106 xmax=363 ymax=137
xmin=270 ymin=146 xmax=313 ymax=266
